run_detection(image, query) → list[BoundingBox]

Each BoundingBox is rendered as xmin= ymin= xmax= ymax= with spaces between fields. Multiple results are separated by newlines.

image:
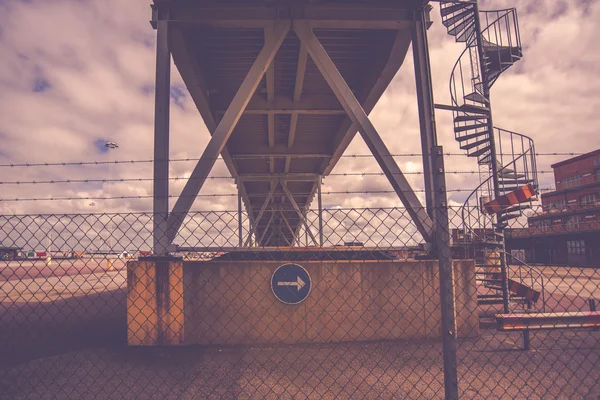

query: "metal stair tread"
xmin=500 ymin=185 xmax=528 ymax=193
xmin=498 ymin=178 xmax=534 ymax=185
xmin=456 ymin=131 xmax=489 ymax=142
xmin=461 ymin=138 xmax=490 ymax=151
xmin=501 ymin=204 xmax=530 ymax=214
xmin=441 ymin=3 xmax=473 ymax=18
xmin=498 ymin=213 xmax=521 ymax=222
xmin=456 ymin=24 xmax=476 ymax=42
xmin=454 ymin=122 xmax=488 ymax=133
xmin=469 ymin=145 xmax=490 ymax=157
xmin=441 ymin=8 xmax=474 ymax=28
xmin=448 ymin=18 xmax=474 ymax=37
xmin=458 ymin=104 xmax=490 ymax=114
xmin=464 ymin=92 xmax=489 ymax=104
xmin=454 ymin=114 xmax=487 ymax=123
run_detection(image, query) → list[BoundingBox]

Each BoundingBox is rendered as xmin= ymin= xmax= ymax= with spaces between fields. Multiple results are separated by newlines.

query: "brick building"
xmin=506 ymin=149 xmax=600 ymax=266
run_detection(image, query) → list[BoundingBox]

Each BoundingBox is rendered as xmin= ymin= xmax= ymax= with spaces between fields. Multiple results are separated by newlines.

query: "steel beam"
xmin=282 ymin=181 xmax=318 ymax=245
xmin=169 ymin=27 xmax=255 ymax=236
xmin=258 ymin=210 xmax=276 ymax=244
xmin=322 ymin=29 xmax=412 ymax=176
xmin=286 ymin=44 xmax=309 ymax=173
xmin=279 ymin=210 xmax=297 ymax=246
xmin=152 ymin=8 xmax=171 ymax=255
xmin=166 ymin=21 xmax=290 ymax=246
xmin=245 ymin=183 xmax=277 ymax=246
xmin=266 ymin=37 xmax=276 ymax=175
xmin=412 ymin=6 xmax=438 ymax=220
xmin=294 ymin=21 xmax=433 ymax=242
xmin=166 ymin=6 xmax=415 ymax=29
xmin=212 ymin=95 xmax=343 ymax=114
xmin=238 ymin=173 xmax=319 ymax=182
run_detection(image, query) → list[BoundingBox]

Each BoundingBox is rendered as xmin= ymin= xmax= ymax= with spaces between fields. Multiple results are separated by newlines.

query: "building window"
xmin=562 ymin=175 xmax=581 ymax=189
xmin=567 ymin=240 xmax=585 ymax=255
xmin=580 ymin=193 xmax=599 ymax=208
xmin=547 ymin=199 xmax=566 ymax=211
xmin=595 ymin=169 xmax=600 ymax=181
xmin=594 ymin=158 xmax=600 ymax=166
xmin=567 ymin=215 xmax=583 ymax=229
xmin=533 ymin=219 xmax=551 ymax=229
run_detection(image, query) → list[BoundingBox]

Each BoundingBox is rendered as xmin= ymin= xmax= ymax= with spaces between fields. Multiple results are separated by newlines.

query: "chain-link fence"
xmin=1 ymin=206 xmax=599 ymax=398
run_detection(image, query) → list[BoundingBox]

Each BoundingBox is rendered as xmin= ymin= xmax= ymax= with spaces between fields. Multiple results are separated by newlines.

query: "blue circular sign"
xmin=271 ymin=263 xmax=311 ymax=305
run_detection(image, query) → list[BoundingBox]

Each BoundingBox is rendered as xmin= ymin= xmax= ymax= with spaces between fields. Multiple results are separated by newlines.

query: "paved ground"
xmin=1 ymin=261 xmax=599 ymax=399
xmin=1 ymin=259 xmax=127 ymax=282
xmin=1 ymin=330 xmax=599 ymax=399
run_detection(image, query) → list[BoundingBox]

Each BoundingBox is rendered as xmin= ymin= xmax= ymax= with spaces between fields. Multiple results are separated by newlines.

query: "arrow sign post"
xmin=271 ymin=263 xmax=311 ymax=304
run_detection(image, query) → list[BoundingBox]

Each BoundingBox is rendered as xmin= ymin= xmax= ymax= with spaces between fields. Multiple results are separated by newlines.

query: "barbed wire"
xmin=0 ymin=188 xmax=556 ymax=202
xmin=0 ymin=152 xmax=582 ymax=168
xmin=0 ymin=170 xmax=557 ymax=186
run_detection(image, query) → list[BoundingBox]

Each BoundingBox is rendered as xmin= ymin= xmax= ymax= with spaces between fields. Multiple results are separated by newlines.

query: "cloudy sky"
xmin=0 ymin=0 xmax=598 ymax=216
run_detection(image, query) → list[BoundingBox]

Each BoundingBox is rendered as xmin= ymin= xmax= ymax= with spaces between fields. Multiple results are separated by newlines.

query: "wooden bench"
xmin=496 ymin=311 xmax=600 ymax=350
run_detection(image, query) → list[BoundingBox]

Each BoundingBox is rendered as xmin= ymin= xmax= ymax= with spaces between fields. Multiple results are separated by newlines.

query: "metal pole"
xmin=523 ymin=300 xmax=532 ymax=350
xmin=432 ymin=146 xmax=459 ymax=400
xmin=472 ymin=1 xmax=510 ymax=314
xmin=152 ymin=6 xmax=171 ymax=256
xmin=238 ymin=181 xmax=243 ymax=247
xmin=499 ymin=236 xmax=511 ymax=313
xmin=318 ymin=175 xmax=324 ymax=247
xmin=412 ymin=4 xmax=437 ymax=220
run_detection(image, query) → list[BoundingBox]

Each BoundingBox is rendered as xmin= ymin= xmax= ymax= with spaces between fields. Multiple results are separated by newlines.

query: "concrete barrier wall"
xmin=180 ymin=259 xmax=478 ymax=345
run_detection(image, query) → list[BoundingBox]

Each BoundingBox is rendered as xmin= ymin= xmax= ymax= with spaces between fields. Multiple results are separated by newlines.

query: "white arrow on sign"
xmin=277 ymin=276 xmax=306 ymax=291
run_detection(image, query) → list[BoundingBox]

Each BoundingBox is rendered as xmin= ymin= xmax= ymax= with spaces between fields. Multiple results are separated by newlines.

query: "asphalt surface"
xmin=1 ymin=259 xmax=127 ymax=282
xmin=1 ymin=262 xmax=599 ymax=399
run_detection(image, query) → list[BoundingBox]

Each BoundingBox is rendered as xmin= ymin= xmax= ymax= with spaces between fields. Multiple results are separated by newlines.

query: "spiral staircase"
xmin=438 ymin=1 xmax=544 ymax=312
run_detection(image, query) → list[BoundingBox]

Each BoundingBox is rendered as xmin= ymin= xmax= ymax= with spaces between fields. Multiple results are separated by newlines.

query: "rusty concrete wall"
xmin=127 ymin=259 xmax=185 ymax=345
xmin=181 ymin=260 xmax=478 ymax=345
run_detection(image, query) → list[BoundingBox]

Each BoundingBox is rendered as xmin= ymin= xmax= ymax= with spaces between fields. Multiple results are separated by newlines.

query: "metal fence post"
xmin=433 ymin=145 xmax=459 ymax=400
xmin=318 ymin=175 xmax=324 ymax=247
xmin=238 ymin=181 xmax=243 ymax=247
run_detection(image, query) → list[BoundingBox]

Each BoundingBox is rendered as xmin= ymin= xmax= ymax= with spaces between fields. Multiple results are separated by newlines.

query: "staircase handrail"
xmin=459 ymin=138 xmax=535 ymax=242
xmin=508 ymin=255 xmax=547 ymax=312
xmin=447 ymin=8 xmax=519 ymax=111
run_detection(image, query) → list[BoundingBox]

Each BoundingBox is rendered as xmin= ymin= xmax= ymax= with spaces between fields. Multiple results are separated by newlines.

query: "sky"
xmin=0 ymin=0 xmax=599 ymax=217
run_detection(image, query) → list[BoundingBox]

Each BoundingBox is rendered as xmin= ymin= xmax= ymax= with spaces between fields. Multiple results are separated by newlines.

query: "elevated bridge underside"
xmin=152 ymin=0 xmax=436 ymax=249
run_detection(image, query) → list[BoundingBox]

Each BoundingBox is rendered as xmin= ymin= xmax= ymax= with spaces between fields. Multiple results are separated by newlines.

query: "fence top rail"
xmin=175 ymin=245 xmax=424 ymax=252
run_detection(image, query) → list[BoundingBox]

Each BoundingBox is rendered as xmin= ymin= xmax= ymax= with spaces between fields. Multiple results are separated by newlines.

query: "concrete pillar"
xmin=127 ymin=257 xmax=184 ymax=345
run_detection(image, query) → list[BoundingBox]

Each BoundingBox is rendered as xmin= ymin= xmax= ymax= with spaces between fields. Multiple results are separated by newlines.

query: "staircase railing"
xmin=459 ymin=130 xmax=537 ymax=239
xmin=507 ymin=257 xmax=547 ymax=312
xmin=447 ymin=9 xmax=524 ymax=165
xmin=479 ymin=9 xmax=522 ymax=87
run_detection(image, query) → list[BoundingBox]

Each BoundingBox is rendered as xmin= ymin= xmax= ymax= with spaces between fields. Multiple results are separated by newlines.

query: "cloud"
xmin=0 ymin=0 xmax=598 ymax=222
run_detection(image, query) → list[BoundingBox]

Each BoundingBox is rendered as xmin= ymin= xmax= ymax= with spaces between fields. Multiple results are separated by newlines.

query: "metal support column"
xmin=432 ymin=146 xmax=459 ymax=400
xmin=499 ymin=236 xmax=511 ymax=313
xmin=152 ymin=6 xmax=171 ymax=256
xmin=472 ymin=1 xmax=510 ymax=314
xmin=317 ymin=175 xmax=324 ymax=247
xmin=238 ymin=181 xmax=243 ymax=247
xmin=412 ymin=4 xmax=437 ymax=219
